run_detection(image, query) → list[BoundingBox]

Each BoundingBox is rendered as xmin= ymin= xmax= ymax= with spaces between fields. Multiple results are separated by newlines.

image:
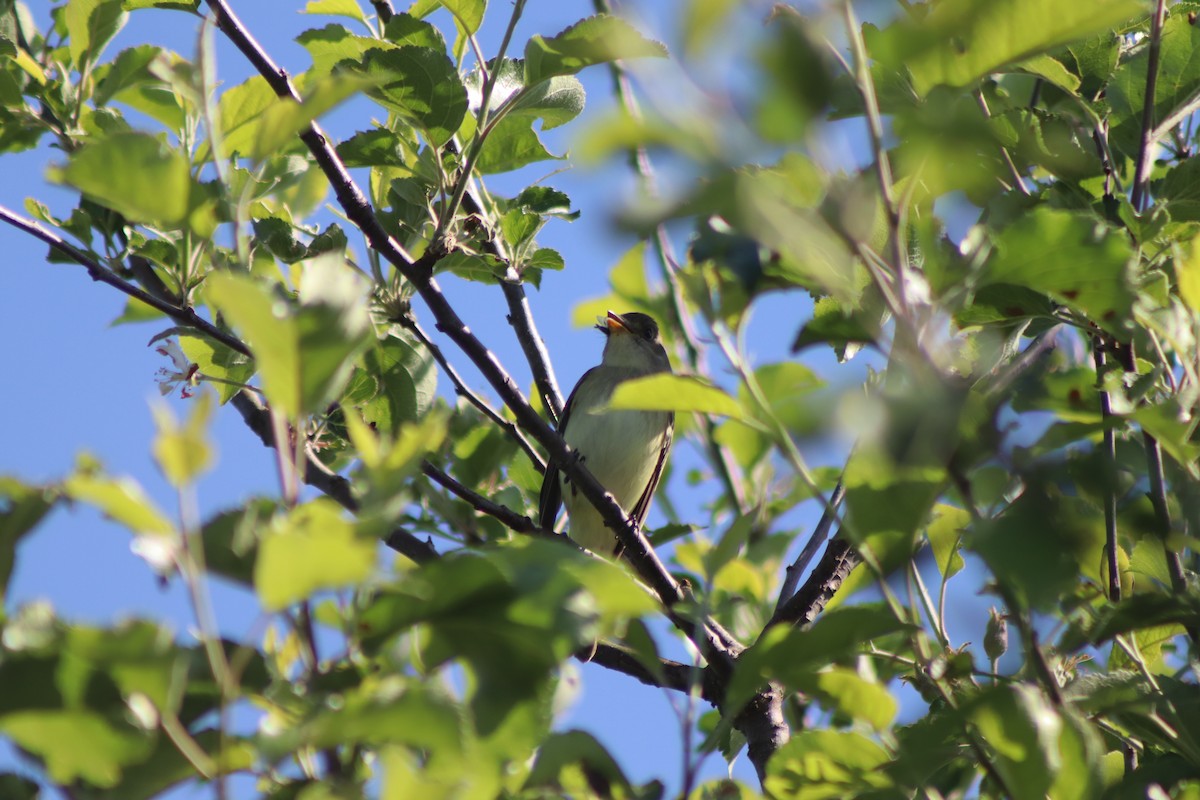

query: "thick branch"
xmin=770 ymin=534 xmax=862 ymax=629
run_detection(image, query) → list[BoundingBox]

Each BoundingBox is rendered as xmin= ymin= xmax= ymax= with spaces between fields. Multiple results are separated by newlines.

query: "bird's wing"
xmin=622 ymin=411 xmax=674 ymax=555
xmin=537 ymin=367 xmax=598 ymax=530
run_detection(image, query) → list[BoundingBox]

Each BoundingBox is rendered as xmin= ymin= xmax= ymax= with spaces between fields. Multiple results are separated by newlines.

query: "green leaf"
xmin=726 ymin=605 xmax=908 ymax=716
xmin=64 ymin=472 xmax=174 ymax=536
xmin=347 ymin=411 xmax=447 ymax=522
xmin=204 ymin=272 xmax=301 ymax=417
xmin=467 ymin=59 xmax=586 ymax=132
xmin=439 ymin=251 xmax=505 ymax=283
xmin=408 ymin=0 xmax=485 ymax=34
xmin=383 ymin=13 xmax=447 ymax=50
xmin=867 ymin=0 xmax=1145 ymax=96
xmin=525 ymin=731 xmax=632 ymax=794
xmin=252 ymin=73 xmax=366 ymax=159
xmin=359 ymin=329 xmax=438 ymax=436
xmin=967 ymin=685 xmax=1063 ymax=797
xmin=336 ymin=128 xmax=408 ymax=167
xmin=982 ymin=207 xmax=1135 ymax=334
xmin=926 ymin=503 xmax=968 ymax=580
xmin=971 ymin=483 xmax=1104 ymax=610
xmin=175 ymin=331 xmax=255 ymax=405
xmin=1109 ymin=13 xmax=1200 ymax=157
xmin=765 ymin=730 xmax=891 ymax=798
xmin=150 ymin=391 xmax=214 ymax=487
xmin=50 ymin=132 xmax=194 ymax=227
xmin=476 ymin=115 xmax=559 ymax=174
xmin=1018 ymin=54 xmax=1081 ymax=93
xmin=295 ymin=254 xmax=374 ymax=413
xmin=0 ymin=774 xmax=37 ymax=800
xmin=0 ymin=711 xmax=151 ymax=787
xmin=608 ymin=374 xmax=748 ymax=420
xmin=297 ymin=23 xmax=391 ymax=78
xmin=199 ymin=499 xmax=276 ymax=587
xmin=65 ymin=0 xmax=128 ymax=66
xmin=301 ymin=0 xmax=368 ymax=26
xmin=254 ymin=498 xmax=377 ymax=610
xmin=791 ymin=295 xmax=878 ymax=360
xmin=793 ymin=667 xmax=897 ymax=731
xmin=0 ymin=477 xmax=56 ymax=604
xmin=216 ymin=75 xmax=276 ymax=158
xmin=524 ymin=14 xmax=668 ymax=86
xmin=352 ymin=46 xmax=468 ymax=147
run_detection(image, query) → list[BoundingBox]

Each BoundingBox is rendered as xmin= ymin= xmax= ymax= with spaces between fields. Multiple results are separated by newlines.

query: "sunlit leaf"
xmin=609 ymin=374 xmax=748 ymax=420
xmin=50 ymin=133 xmax=194 ymax=227
xmin=254 ymin=499 xmax=377 ymax=610
xmin=524 ymin=15 xmax=668 ymax=85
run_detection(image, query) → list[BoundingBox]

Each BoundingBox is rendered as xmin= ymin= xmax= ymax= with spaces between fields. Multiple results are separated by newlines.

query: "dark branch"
xmin=770 ymin=534 xmax=862 ymax=629
xmin=420 ymin=460 xmax=549 ymax=536
xmin=0 ymin=205 xmax=249 ymax=359
xmin=400 ymin=314 xmax=545 ymax=473
xmin=774 ymin=480 xmax=846 ymax=614
xmin=459 ymin=188 xmax=565 ymax=425
xmin=1131 ymin=0 xmax=1168 ymax=211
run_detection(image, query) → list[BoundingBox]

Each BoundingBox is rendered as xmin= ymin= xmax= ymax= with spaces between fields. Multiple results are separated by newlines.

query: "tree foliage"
xmin=1 ymin=0 xmax=1200 ymax=797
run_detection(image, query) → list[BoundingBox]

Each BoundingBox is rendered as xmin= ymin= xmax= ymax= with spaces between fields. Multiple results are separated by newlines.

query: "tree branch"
xmin=1131 ymin=0 xmax=1168 ymax=211
xmin=399 ymin=313 xmax=545 ymax=473
xmin=420 ymin=459 xmax=549 ymax=536
xmin=774 ymin=480 xmax=846 ymax=615
xmin=459 ymin=188 xmax=565 ymax=425
xmin=0 ymin=205 xmax=248 ymax=359
xmin=769 ymin=534 xmax=862 ymax=629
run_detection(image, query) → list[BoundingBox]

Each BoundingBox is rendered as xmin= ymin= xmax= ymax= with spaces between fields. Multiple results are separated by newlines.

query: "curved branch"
xmin=420 ymin=460 xmax=549 ymax=536
xmin=769 ymin=533 xmax=862 ymax=629
xmin=0 ymin=206 xmax=249 ymax=358
xmin=401 ymin=314 xmax=545 ymax=473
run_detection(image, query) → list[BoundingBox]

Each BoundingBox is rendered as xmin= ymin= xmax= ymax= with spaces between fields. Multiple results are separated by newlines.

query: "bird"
xmin=538 ymin=310 xmax=674 ymax=557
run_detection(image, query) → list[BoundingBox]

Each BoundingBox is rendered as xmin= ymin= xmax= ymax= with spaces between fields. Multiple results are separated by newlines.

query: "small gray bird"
xmin=539 ymin=311 xmax=674 ymax=556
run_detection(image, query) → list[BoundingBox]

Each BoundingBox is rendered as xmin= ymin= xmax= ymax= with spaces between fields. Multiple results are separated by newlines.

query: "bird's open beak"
xmin=606 ymin=311 xmax=631 ymax=334
xmin=596 ymin=310 xmax=630 ymax=336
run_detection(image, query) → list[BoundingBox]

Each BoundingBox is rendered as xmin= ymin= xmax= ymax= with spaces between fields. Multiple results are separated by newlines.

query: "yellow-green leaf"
xmin=255 ymin=499 xmax=377 ymax=610
xmin=609 ymin=374 xmax=748 ymax=420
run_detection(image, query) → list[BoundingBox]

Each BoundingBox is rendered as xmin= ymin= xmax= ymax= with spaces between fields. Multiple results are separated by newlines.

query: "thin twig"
xmin=1131 ymin=0 xmax=1168 ymax=211
xmin=0 ymin=205 xmax=249 ymax=358
xmin=974 ymin=89 xmax=1031 ymax=196
xmin=421 ymin=460 xmax=549 ymax=536
xmin=843 ymin=0 xmax=909 ymax=314
xmin=1142 ymin=432 xmax=1199 ymax=644
xmin=400 ymin=314 xmax=545 ymax=472
xmin=769 ymin=533 xmax=861 ymax=629
xmin=774 ymin=480 xmax=845 ymax=614
xmin=461 ymin=187 xmax=566 ymax=424
xmin=1094 ymin=339 xmax=1123 ymax=602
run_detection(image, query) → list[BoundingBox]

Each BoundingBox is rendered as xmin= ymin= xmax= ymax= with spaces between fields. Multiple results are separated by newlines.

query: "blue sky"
xmin=0 ymin=1 xmax=1004 ymax=796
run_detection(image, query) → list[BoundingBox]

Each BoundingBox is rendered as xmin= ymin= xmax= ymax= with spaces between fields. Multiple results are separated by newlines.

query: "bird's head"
xmin=596 ymin=311 xmax=671 ymax=372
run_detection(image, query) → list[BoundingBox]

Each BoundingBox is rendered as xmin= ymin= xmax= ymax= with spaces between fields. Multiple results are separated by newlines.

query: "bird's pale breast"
xmin=559 ymin=366 xmax=670 ymax=553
